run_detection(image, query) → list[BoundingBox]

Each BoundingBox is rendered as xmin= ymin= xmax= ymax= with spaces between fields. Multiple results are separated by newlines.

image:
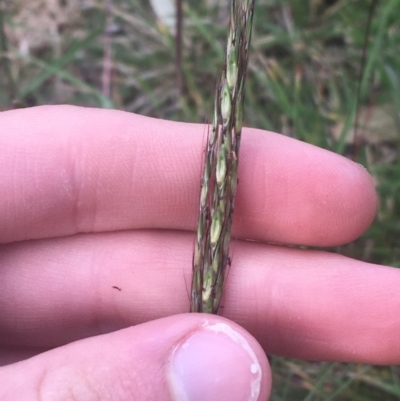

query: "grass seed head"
xmin=191 ymin=0 xmax=256 ymax=314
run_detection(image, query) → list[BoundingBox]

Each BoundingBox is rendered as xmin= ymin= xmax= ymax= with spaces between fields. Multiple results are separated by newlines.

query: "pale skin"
xmin=0 ymin=105 xmax=397 ymax=400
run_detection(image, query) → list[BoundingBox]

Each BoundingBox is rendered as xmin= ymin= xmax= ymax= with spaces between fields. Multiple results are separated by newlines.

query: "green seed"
xmin=220 ymin=82 xmax=231 ymax=123
xmin=210 ymin=210 xmax=222 ymax=246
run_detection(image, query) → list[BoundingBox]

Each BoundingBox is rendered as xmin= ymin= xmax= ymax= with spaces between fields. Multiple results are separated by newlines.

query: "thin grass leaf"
xmin=20 ymin=20 xmax=105 ymax=98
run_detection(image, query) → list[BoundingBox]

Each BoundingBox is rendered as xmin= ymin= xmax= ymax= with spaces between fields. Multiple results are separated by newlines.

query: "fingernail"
xmin=168 ymin=322 xmax=262 ymax=401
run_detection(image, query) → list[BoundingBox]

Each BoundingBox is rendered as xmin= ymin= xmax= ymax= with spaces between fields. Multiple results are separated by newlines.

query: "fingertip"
xmin=334 ymin=160 xmax=377 ymax=244
xmin=168 ymin=316 xmax=271 ymax=401
xmin=309 ymin=152 xmax=378 ymax=246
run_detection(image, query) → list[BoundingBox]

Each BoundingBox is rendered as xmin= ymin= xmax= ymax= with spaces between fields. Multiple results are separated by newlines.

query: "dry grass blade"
xmin=191 ymin=0 xmax=255 ymax=314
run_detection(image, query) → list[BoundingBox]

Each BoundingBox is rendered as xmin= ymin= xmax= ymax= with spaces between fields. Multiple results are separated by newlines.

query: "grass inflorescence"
xmin=190 ymin=0 xmax=255 ymax=314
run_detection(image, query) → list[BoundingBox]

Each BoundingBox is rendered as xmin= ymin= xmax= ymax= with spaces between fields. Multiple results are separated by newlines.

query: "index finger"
xmin=0 ymin=105 xmax=376 ymax=245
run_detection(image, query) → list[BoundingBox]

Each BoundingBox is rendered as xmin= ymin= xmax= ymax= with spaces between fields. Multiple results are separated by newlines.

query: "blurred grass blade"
xmin=23 ymin=56 xmax=114 ymax=108
xmin=20 ymin=20 xmax=105 ymax=98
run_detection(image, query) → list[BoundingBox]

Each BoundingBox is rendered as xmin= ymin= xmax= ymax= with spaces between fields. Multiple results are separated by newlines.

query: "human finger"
xmin=0 ymin=314 xmax=271 ymax=401
xmin=0 ymin=105 xmax=376 ymax=246
xmin=1 ymin=231 xmax=399 ymax=365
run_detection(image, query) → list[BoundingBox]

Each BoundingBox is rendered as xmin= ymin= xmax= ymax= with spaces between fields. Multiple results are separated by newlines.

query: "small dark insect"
xmin=112 ymin=286 xmax=122 ymax=291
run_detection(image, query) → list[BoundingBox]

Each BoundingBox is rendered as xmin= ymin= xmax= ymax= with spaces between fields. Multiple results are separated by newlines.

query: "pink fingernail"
xmin=168 ymin=322 xmax=261 ymax=401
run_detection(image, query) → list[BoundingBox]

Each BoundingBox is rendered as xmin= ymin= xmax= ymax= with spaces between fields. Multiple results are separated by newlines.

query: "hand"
xmin=0 ymin=105 xmax=393 ymax=400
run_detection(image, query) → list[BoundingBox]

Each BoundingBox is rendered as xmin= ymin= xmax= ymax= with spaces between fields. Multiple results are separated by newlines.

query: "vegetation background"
xmin=1 ymin=0 xmax=400 ymax=399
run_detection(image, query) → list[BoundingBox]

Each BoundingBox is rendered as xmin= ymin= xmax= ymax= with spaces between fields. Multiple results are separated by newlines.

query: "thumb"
xmin=1 ymin=314 xmax=271 ymax=401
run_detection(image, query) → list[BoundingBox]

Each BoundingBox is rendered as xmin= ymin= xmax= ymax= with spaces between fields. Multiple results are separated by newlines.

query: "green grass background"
xmin=1 ymin=0 xmax=400 ymax=399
